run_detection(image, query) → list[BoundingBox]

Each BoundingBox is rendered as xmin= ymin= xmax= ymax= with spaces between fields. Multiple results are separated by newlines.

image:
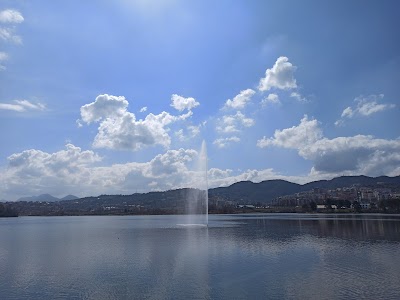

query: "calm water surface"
xmin=1 ymin=214 xmax=400 ymax=299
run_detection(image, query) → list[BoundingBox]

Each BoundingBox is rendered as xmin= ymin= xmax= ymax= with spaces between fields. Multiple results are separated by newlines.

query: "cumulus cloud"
xmin=1 ymin=144 xmax=102 ymax=199
xmin=0 ymin=9 xmax=24 ymax=23
xmin=79 ymin=94 xmax=194 ymax=151
xmin=304 ymin=136 xmax=400 ymax=175
xmin=0 ymin=143 xmax=318 ymax=200
xmin=257 ymin=115 xmax=322 ymax=149
xmin=80 ymin=94 xmax=128 ymax=123
xmin=170 ymin=94 xmax=200 ymax=111
xmin=139 ymin=106 xmax=147 ymax=113
xmin=336 ymin=94 xmax=395 ymax=126
xmin=261 ymin=93 xmax=280 ymax=107
xmin=213 ymin=136 xmax=240 ymax=148
xmin=0 ymin=99 xmax=46 ymax=112
xmin=258 ymin=115 xmax=400 ymax=177
xmin=258 ymin=56 xmax=297 ymax=92
xmin=4 ymin=139 xmax=395 ymax=201
xmin=224 ymin=89 xmax=255 ymax=109
xmin=216 ymin=111 xmax=254 ymax=133
xmin=0 ymin=145 xmax=203 ymax=200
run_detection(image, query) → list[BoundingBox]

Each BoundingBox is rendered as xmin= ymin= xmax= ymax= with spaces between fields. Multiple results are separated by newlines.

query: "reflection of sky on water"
xmin=0 ymin=214 xmax=400 ymax=299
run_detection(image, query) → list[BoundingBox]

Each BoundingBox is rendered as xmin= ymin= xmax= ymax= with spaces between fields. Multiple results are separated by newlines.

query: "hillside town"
xmin=273 ymin=183 xmax=400 ymax=212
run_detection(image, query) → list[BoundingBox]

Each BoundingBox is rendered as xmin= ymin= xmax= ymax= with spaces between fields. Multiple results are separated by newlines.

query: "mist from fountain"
xmin=181 ymin=140 xmax=208 ymax=227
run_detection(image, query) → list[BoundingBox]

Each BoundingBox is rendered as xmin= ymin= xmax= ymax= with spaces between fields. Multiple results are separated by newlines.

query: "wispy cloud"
xmin=0 ymin=51 xmax=8 ymax=70
xmin=335 ymin=94 xmax=395 ymax=126
xmin=261 ymin=93 xmax=280 ymax=107
xmin=0 ymin=9 xmax=24 ymax=70
xmin=213 ymin=136 xmax=240 ymax=148
xmin=0 ymin=100 xmax=46 ymax=112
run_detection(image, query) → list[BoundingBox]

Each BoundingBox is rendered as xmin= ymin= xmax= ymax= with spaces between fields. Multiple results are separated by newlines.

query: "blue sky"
xmin=1 ymin=0 xmax=399 ymax=200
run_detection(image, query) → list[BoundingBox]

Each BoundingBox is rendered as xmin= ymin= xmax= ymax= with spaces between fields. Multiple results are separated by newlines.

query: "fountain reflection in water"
xmin=180 ymin=140 xmax=208 ymax=227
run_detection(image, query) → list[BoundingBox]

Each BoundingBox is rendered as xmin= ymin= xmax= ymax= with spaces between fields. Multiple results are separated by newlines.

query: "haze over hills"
xmin=60 ymin=195 xmax=79 ymax=201
xmin=17 ymin=194 xmax=79 ymax=202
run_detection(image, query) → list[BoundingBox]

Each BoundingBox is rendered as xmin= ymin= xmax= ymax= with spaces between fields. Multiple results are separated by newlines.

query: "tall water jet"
xmin=183 ymin=140 xmax=208 ymax=226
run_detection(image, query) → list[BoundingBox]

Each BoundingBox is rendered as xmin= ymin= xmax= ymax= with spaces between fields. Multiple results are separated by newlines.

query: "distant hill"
xmin=60 ymin=195 xmax=79 ymax=201
xmin=209 ymin=175 xmax=400 ymax=204
xmin=18 ymin=194 xmax=59 ymax=202
xmin=302 ymin=175 xmax=400 ymax=190
xmin=17 ymin=194 xmax=79 ymax=202
xmin=209 ymin=179 xmax=301 ymax=203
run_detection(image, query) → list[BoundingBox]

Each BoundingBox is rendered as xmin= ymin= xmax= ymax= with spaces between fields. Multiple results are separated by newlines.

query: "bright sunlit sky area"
xmin=0 ymin=0 xmax=399 ymax=200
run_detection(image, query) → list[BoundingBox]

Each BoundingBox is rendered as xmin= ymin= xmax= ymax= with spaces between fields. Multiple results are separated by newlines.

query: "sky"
xmin=0 ymin=0 xmax=399 ymax=200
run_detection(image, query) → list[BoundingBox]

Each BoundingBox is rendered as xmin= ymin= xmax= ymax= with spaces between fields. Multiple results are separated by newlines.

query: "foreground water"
xmin=1 ymin=214 xmax=400 ymax=299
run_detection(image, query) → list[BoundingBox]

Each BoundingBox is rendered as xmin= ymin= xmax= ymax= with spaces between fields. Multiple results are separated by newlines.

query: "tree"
xmin=352 ymin=201 xmax=362 ymax=212
xmin=310 ymin=201 xmax=317 ymax=211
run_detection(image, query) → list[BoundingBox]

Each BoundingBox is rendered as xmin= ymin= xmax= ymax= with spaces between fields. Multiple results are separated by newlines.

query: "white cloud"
xmin=257 ymin=115 xmax=322 ymax=149
xmin=175 ymin=129 xmax=185 ymax=141
xmin=15 ymin=100 xmax=46 ymax=110
xmin=0 ymin=9 xmax=24 ymax=23
xmin=80 ymin=94 xmax=194 ymax=151
xmin=334 ymin=119 xmax=344 ymax=127
xmin=188 ymin=125 xmax=201 ymax=137
xmin=217 ymin=111 xmax=255 ymax=133
xmin=0 ymin=143 xmax=310 ymax=200
xmin=290 ymin=92 xmax=307 ymax=102
xmin=356 ymin=94 xmax=395 ymax=116
xmin=2 ymin=139 xmax=398 ymax=201
xmin=0 ymin=145 xmax=202 ymax=200
xmin=80 ymin=94 xmax=129 ymax=123
xmin=139 ymin=106 xmax=147 ymax=113
xmin=0 ymin=103 xmax=25 ymax=112
xmin=213 ymin=136 xmax=240 ymax=148
xmin=0 ymin=10 xmax=24 ymax=69
xmin=258 ymin=56 xmax=297 ymax=92
xmin=208 ymin=168 xmax=233 ymax=180
xmin=0 ymin=51 xmax=8 ymax=70
xmin=258 ymin=116 xmax=400 ymax=177
xmin=341 ymin=106 xmax=353 ymax=118
xmin=175 ymin=124 xmax=201 ymax=141
xmin=0 ymin=27 xmax=22 ymax=44
xmin=261 ymin=93 xmax=280 ymax=107
xmin=0 ymin=99 xmax=46 ymax=112
xmin=336 ymin=94 xmax=395 ymax=125
xmin=1 ymin=144 xmax=103 ymax=199
xmin=224 ymin=89 xmax=255 ymax=109
xmin=304 ymin=135 xmax=400 ymax=175
xmin=170 ymin=94 xmax=200 ymax=111
xmin=0 ymin=52 xmax=8 ymax=60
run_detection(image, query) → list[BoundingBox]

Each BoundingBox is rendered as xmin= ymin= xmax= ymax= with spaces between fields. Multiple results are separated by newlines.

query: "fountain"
xmin=179 ymin=140 xmax=208 ymax=227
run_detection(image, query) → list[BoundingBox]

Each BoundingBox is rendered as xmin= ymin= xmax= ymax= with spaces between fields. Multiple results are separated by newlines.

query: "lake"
xmin=1 ymin=214 xmax=400 ymax=299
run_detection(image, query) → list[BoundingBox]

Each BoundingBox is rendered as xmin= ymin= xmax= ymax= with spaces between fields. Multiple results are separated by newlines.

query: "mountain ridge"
xmin=17 ymin=194 xmax=79 ymax=202
xmin=209 ymin=175 xmax=400 ymax=203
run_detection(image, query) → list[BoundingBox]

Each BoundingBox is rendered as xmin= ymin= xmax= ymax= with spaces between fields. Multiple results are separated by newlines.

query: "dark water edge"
xmin=1 ymin=214 xmax=400 ymax=299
